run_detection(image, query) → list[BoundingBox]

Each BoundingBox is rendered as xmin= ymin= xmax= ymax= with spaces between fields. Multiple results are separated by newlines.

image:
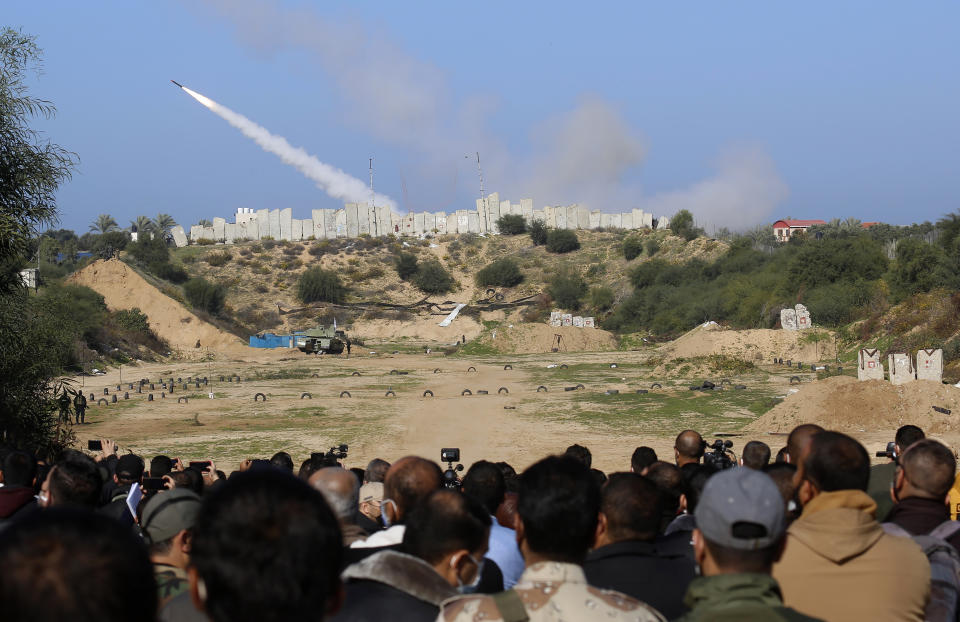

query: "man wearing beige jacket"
xmin=773 ymin=430 xmax=930 ymax=621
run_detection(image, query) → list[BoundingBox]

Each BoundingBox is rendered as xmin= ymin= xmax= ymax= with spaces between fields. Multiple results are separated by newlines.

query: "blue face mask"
xmin=380 ymin=499 xmax=397 ymax=528
xmin=455 ymin=554 xmax=485 ymax=594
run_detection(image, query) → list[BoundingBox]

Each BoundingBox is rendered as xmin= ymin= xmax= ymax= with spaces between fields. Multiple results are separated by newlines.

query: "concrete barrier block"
xmin=213 ymin=217 xmax=226 ymax=241
xmin=889 ymin=353 xmax=915 ymax=385
xmin=917 ymin=348 xmax=944 ymax=382
xmin=858 ymin=348 xmax=884 ymax=381
xmin=780 ymin=308 xmax=798 ymax=331
xmin=171 ymin=225 xmax=188 ymax=247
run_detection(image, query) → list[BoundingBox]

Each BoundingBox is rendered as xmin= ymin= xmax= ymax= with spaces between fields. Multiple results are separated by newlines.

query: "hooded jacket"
xmin=773 ymin=489 xmax=930 ymax=622
xmin=678 ymin=573 xmax=823 ymax=621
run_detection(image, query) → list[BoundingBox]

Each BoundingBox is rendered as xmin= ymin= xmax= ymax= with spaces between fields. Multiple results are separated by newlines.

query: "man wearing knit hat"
xmin=140 ymin=488 xmax=201 ymax=609
xmin=678 ymin=468 xmax=822 ymax=621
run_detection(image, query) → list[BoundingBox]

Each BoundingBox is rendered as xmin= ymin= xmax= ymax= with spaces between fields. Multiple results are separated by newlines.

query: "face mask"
xmin=454 ymin=554 xmax=484 ymax=594
xmin=380 ymin=499 xmax=397 ymax=528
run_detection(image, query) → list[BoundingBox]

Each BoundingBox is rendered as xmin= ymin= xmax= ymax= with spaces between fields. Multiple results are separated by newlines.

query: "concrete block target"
xmin=97 ymin=398 xmax=108 ymax=406
xmin=178 ymin=397 xmax=188 ymax=404
xmin=111 ymin=395 xmax=117 ymax=403
xmin=423 ymin=390 xmax=434 ymax=397
xmin=103 ymin=388 xmax=109 ymax=395
xmin=219 ymin=376 xmax=225 ymax=382
xmin=123 ymin=392 xmax=129 ymax=400
xmin=537 ymin=386 xmax=548 ymax=392
xmin=161 ymin=392 xmax=165 ymax=398
xmin=147 ymin=394 xmax=154 ymax=402
xmin=116 ymin=384 xmax=121 ymax=391
xmin=177 ymin=377 xmax=182 ymax=383
xmin=254 ymin=393 xmax=267 ymax=402
xmin=182 ymin=384 xmax=188 ymax=390
xmin=339 ymin=391 xmax=351 ymax=398
xmin=462 ymin=389 xmax=472 ymax=396
xmin=498 ymin=387 xmax=509 ymax=395
xmin=89 ymin=392 xmax=95 ymax=401
xmin=301 ymin=393 xmax=312 ymax=399
xmin=136 ymin=386 xmax=142 ymax=394
xmin=467 ymin=366 xmax=477 ymax=372
xmin=150 ymin=384 xmax=155 ymax=390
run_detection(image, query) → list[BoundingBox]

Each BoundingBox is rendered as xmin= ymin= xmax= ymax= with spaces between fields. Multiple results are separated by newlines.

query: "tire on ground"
xmin=790 ymin=376 xmax=801 ymax=384
xmin=651 ymin=383 xmax=662 ymax=389
xmin=254 ymin=393 xmax=267 ymax=402
xmin=462 ymin=389 xmax=472 ymax=396
xmin=178 ymin=397 xmax=188 ymax=404
xmin=498 ymin=387 xmax=509 ymax=395
xmin=340 ymin=391 xmax=351 ymax=398
xmin=537 ymin=385 xmax=548 ymax=392
xmin=97 ymin=398 xmax=108 ymax=406
xmin=351 ymin=371 xmax=361 ymax=376
xmin=301 ymin=392 xmax=312 ymax=399
xmin=575 ymin=383 xmax=585 ymax=390
xmin=503 ymin=364 xmax=513 ymax=370
xmin=467 ymin=366 xmax=477 ymax=372
xmin=423 ymin=390 xmax=434 ymax=397
xmin=385 ymin=390 xmax=396 ymax=397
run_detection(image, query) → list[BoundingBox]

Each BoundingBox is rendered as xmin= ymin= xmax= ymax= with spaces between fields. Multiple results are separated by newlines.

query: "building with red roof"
xmin=772 ymin=219 xmax=827 ymax=242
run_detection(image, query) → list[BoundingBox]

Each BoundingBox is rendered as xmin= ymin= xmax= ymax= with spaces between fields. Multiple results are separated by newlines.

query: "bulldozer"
xmin=295 ymin=325 xmax=348 ymax=355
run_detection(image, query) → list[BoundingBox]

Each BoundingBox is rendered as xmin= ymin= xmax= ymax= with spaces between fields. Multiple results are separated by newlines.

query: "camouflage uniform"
xmin=437 ymin=561 xmax=666 ymax=622
xmin=154 ymin=563 xmax=189 ymax=609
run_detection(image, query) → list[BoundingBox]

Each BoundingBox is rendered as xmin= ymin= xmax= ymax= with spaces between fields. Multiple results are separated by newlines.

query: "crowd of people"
xmin=0 ymin=423 xmax=958 ymax=621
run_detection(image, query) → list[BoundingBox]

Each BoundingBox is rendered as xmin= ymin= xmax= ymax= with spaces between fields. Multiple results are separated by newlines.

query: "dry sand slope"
xmin=660 ymin=322 xmax=830 ymax=363
xmin=747 ymin=375 xmax=960 ymax=434
xmin=69 ymin=259 xmax=244 ymax=354
xmin=467 ymin=323 xmax=619 ymax=354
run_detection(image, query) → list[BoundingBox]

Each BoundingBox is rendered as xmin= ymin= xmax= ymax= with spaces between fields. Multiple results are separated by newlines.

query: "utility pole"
xmin=369 ymin=158 xmax=375 ymax=209
xmin=475 ymin=152 xmax=484 ymax=201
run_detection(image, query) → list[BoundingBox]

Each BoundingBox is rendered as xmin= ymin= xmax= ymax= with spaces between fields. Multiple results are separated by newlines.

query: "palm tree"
xmin=153 ymin=213 xmax=177 ymax=233
xmin=195 ymin=218 xmax=212 ymax=227
xmin=130 ymin=215 xmax=154 ymax=235
xmin=89 ymin=214 xmax=118 ymax=233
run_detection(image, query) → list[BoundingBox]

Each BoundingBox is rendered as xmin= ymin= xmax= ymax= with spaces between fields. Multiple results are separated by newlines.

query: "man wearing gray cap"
xmin=140 ymin=488 xmax=202 ymax=610
xmin=678 ymin=468 xmax=822 ymax=621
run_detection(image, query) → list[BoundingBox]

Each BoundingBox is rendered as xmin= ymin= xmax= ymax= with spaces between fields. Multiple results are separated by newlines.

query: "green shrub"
xmin=297 ymin=267 xmax=346 ymax=304
xmin=414 ymin=260 xmax=454 ymax=294
xmin=546 ymin=229 xmax=580 ymax=253
xmin=496 ymin=214 xmax=527 ymax=235
xmin=589 ymin=286 xmax=615 ymax=312
xmin=669 ymin=209 xmax=702 ymax=241
xmin=644 ymin=238 xmax=661 ymax=256
xmin=127 ymin=233 xmax=168 ymax=265
xmin=548 ymin=271 xmax=587 ymax=311
xmin=113 ymin=308 xmax=150 ymax=333
xmin=184 ymin=278 xmax=226 ymax=315
xmin=476 ymin=258 xmax=523 ymax=288
xmin=205 ymin=251 xmax=231 ymax=267
xmin=149 ymin=261 xmax=188 ymax=283
xmin=623 ymin=236 xmax=644 ymax=260
xmin=529 ymin=220 xmax=548 ymax=246
xmin=195 ymin=238 xmax=215 ymax=246
xmin=395 ymin=252 xmax=419 ymax=280
xmin=260 ymin=238 xmax=277 ymax=250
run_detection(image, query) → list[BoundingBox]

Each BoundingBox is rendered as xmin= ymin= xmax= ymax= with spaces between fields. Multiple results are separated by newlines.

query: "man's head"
xmin=383 ymin=456 xmax=442 ymax=525
xmin=309 ymin=467 xmax=361 ymax=525
xmin=189 ymin=469 xmax=343 ymax=622
xmin=680 ymin=463 xmax=718 ymax=514
xmin=693 ymin=468 xmax=786 ymax=576
xmin=675 ymin=430 xmax=704 ymax=466
xmin=115 ymin=454 xmax=145 ymax=486
xmin=631 ymin=446 xmax=658 ymax=474
xmin=269 ymin=451 xmax=294 ymax=474
xmin=45 ymin=451 xmax=101 ymax=509
xmin=517 ymin=455 xmax=600 ymax=563
xmin=150 ymin=455 xmax=173 ymax=478
xmin=564 ymin=444 xmax=592 ymax=468
xmin=0 ymin=508 xmax=156 ymax=621
xmin=170 ymin=468 xmax=204 ymax=495
xmin=785 ymin=423 xmax=824 ymax=464
xmin=741 ymin=441 xmax=771 ymax=470
xmin=364 ymin=458 xmax=390 ymax=483
xmin=645 ymin=461 xmax=684 ymax=529
xmin=596 ymin=473 xmax=662 ymax=547
xmin=895 ymin=439 xmax=956 ymax=502
xmin=462 ymin=460 xmax=505 ymax=516
xmin=1 ymin=450 xmax=37 ymax=487
xmin=402 ymin=489 xmax=491 ymax=589
xmin=358 ymin=482 xmax=383 ymax=522
xmin=141 ymin=488 xmax=202 ymax=569
xmin=795 ymin=431 xmax=870 ymax=507
xmin=763 ymin=463 xmax=798 ymax=516
xmin=298 ymin=455 xmax=325 ymax=481
xmin=895 ymin=425 xmax=926 ymax=455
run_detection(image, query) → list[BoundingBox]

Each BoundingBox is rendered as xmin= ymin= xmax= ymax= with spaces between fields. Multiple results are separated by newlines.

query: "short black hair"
xmin=803 ymin=431 xmax=870 ymax=492
xmin=896 ymin=425 xmax=925 ymax=452
xmin=191 ymin=470 xmax=343 ymax=622
xmin=2 ymin=450 xmax=37 ymax=487
xmin=775 ymin=447 xmax=789 ymax=463
xmin=564 ymin=444 xmax=592 ymax=468
xmin=497 ymin=462 xmax=519 ymax=493
xmin=298 ymin=456 xmax=325 ymax=481
xmin=0 ymin=508 xmax=156 ymax=621
xmin=269 ymin=451 xmax=294 ymax=473
xmin=49 ymin=451 xmax=102 ymax=508
xmin=901 ymin=439 xmax=956 ymax=498
xmin=518 ymin=455 xmax=600 ymax=563
xmin=591 ymin=468 xmax=608 ymax=488
xmin=462 ymin=460 xmax=505 ymax=516
xmin=631 ymin=446 xmax=658 ymax=472
xmin=680 ymin=463 xmax=718 ymax=512
xmin=742 ymin=441 xmax=771 ymax=470
xmin=601 ymin=473 xmax=661 ymax=542
xmin=364 ymin=458 xmax=390 ymax=483
xmin=150 ymin=455 xmax=173 ymax=478
xmin=763 ymin=462 xmax=798 ymax=506
xmin=703 ymin=536 xmax=780 ymax=573
xmin=403 ymin=489 xmax=491 ymax=564
xmin=171 ymin=468 xmax=203 ymax=495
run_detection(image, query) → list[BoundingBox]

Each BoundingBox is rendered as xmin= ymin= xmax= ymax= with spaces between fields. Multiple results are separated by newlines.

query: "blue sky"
xmin=7 ymin=1 xmax=959 ymax=233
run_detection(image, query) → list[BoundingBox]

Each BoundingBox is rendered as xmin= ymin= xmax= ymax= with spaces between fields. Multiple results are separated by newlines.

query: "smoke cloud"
xmin=181 ymin=86 xmax=396 ymax=209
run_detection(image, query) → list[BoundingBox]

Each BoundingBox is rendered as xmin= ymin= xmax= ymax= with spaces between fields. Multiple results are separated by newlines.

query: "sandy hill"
xmin=69 ymin=259 xmax=244 ymax=354
xmin=747 ymin=375 xmax=960 ymax=434
xmin=659 ymin=322 xmax=832 ymax=363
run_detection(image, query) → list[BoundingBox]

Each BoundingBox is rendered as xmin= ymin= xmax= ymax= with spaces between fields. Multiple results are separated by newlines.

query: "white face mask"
xmin=454 ymin=554 xmax=484 ymax=594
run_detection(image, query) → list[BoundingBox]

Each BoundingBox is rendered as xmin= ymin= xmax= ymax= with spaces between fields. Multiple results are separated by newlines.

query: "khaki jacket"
xmin=773 ymin=490 xmax=930 ymax=622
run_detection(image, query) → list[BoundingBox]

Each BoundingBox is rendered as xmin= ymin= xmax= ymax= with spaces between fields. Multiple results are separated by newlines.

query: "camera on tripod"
xmin=703 ymin=439 xmax=736 ymax=470
xmin=312 ymin=443 xmax=348 ymax=467
xmin=876 ymin=441 xmax=898 ymax=463
xmin=441 ymin=447 xmax=464 ymax=489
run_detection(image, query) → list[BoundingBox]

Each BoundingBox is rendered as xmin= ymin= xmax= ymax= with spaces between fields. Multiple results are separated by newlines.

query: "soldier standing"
xmin=346 ymin=339 xmax=352 ymax=358
xmin=57 ymin=391 xmax=72 ymax=424
xmin=74 ymin=392 xmax=87 ymax=424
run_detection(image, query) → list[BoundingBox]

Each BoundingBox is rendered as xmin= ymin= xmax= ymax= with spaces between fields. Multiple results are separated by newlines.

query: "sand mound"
xmin=472 ymin=323 xmax=618 ymax=354
xmin=660 ymin=322 xmax=830 ymax=363
xmin=351 ymin=314 xmax=483 ymax=344
xmin=69 ymin=259 xmax=244 ymax=354
xmin=747 ymin=376 xmax=960 ymax=434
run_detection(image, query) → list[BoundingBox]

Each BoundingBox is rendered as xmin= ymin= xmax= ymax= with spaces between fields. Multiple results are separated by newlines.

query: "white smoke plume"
xmin=181 ymin=86 xmax=396 ymax=209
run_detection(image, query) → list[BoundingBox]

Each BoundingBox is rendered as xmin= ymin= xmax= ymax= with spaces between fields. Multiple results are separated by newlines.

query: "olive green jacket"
xmin=676 ymin=573 xmax=822 ymax=622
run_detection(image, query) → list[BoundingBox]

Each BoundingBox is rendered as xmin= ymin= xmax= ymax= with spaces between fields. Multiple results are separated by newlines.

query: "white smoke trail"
xmin=182 ymin=86 xmax=396 ymax=208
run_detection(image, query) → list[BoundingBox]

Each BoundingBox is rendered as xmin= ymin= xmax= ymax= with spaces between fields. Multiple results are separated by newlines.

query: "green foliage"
xmin=152 ymin=213 xmax=177 ymax=233
xmin=297 ymin=267 xmax=346 ymax=304
xmin=205 ymin=251 xmax=231 ymax=267
xmin=529 ymin=220 xmax=548 ymax=246
xmin=546 ymin=229 xmax=580 ymax=253
xmin=589 ymin=286 xmax=615 ymax=312
xmin=786 ymin=236 xmax=887 ymax=288
xmin=130 ymin=216 xmax=154 ymax=236
xmin=91 ymin=230 xmax=129 ymax=259
xmin=89 ymin=214 xmax=118 ymax=234
xmin=496 ymin=214 xmax=527 ymax=235
xmin=644 ymin=238 xmax=661 ymax=256
xmin=476 ymin=258 xmax=523 ymax=288
xmin=184 ymin=277 xmax=226 ymax=315
xmin=127 ymin=232 xmax=169 ymax=266
xmin=623 ymin=236 xmax=644 ymax=260
xmin=395 ymin=252 xmax=419 ymax=281
xmin=413 ymin=260 xmax=454 ymax=294
xmin=113 ymin=307 xmax=150 ymax=333
xmin=548 ymin=270 xmax=587 ymax=311
xmin=888 ymin=238 xmax=955 ymax=301
xmin=669 ymin=209 xmax=701 ymax=241
xmin=150 ymin=262 xmax=188 ymax=283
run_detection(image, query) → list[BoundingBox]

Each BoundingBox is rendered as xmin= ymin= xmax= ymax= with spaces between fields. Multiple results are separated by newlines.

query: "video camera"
xmin=876 ymin=441 xmax=898 ymax=463
xmin=703 ymin=439 xmax=736 ymax=470
xmin=441 ymin=448 xmax=464 ymax=490
xmin=312 ymin=443 xmax=349 ymax=467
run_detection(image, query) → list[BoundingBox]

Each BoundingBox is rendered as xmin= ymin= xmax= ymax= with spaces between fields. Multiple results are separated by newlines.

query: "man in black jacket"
xmin=584 ymin=473 xmax=696 ymax=619
xmin=885 ymin=438 xmax=960 ymax=551
xmin=333 ymin=489 xmax=490 ymax=622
